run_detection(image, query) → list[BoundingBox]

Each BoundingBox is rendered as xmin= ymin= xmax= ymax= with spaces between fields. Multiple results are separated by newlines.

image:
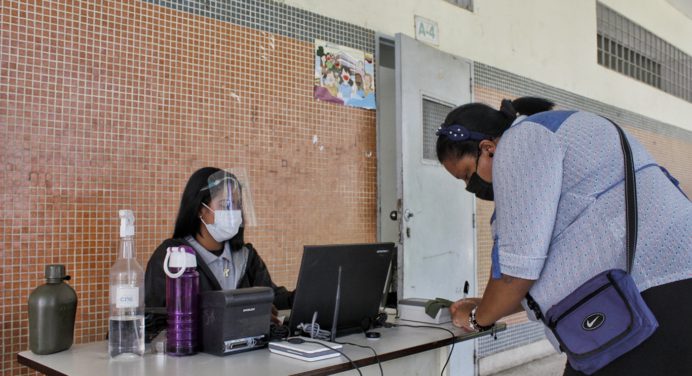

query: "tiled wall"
xmin=1 ymin=1 xmax=376 ymax=374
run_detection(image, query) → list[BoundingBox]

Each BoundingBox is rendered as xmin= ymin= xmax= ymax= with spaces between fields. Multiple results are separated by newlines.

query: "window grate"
xmin=477 ymin=321 xmax=546 ymax=357
xmin=422 ymin=98 xmax=453 ymax=161
xmin=597 ymin=3 xmax=691 ymax=102
xmin=443 ymin=0 xmax=473 ymax=12
xmin=598 ymin=34 xmax=662 ymax=88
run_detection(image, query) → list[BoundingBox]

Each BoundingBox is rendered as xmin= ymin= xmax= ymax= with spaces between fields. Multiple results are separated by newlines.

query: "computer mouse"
xmin=365 ymin=331 xmax=381 ymax=339
xmin=287 ymin=337 xmax=305 ymax=344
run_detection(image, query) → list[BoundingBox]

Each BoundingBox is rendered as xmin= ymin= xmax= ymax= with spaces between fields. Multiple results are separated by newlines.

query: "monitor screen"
xmin=288 ymin=242 xmax=395 ymax=338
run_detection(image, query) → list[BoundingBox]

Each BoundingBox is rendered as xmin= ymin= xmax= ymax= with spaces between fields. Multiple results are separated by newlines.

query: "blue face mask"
xmin=201 ymin=203 xmax=242 ymax=242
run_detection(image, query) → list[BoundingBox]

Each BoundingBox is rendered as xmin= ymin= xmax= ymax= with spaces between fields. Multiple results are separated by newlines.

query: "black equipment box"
xmin=199 ymin=287 xmax=274 ymax=356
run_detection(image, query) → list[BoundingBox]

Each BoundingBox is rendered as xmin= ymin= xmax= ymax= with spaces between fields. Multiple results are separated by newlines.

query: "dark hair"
xmin=173 ymin=167 xmax=245 ymax=250
xmin=436 ymin=97 xmax=555 ymax=163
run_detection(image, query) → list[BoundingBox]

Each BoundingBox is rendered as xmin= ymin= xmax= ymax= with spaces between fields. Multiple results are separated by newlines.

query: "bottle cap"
xmin=168 ymin=246 xmax=197 ymax=268
xmin=45 ymin=264 xmax=66 ymax=282
xmin=118 ymin=210 xmax=135 ymax=237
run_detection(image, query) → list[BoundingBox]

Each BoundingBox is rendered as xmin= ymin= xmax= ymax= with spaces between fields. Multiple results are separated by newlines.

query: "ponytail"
xmin=435 ymin=96 xmax=554 ymax=163
xmin=500 ymin=99 xmax=517 ymax=120
xmin=512 ymin=96 xmax=555 ymax=116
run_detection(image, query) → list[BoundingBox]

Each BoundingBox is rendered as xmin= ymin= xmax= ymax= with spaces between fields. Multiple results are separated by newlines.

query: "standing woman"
xmin=145 ymin=167 xmax=293 ymax=322
xmin=437 ymin=97 xmax=691 ymax=375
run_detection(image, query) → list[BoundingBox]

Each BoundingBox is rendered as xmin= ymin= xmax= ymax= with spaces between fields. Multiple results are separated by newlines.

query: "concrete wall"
xmin=281 ymin=0 xmax=692 ymax=130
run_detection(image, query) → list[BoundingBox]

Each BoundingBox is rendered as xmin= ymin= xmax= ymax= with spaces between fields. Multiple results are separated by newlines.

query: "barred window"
xmin=444 ymin=0 xmax=473 ymax=12
xmin=597 ymin=3 xmax=692 ymax=102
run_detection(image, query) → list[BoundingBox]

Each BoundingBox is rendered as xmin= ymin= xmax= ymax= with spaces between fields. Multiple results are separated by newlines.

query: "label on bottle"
xmin=115 ymin=286 xmax=139 ymax=308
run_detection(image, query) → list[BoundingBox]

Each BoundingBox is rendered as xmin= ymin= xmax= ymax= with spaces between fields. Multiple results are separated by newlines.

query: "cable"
xmin=334 ymin=340 xmax=384 ymax=376
xmin=297 ymin=322 xmax=331 ymax=340
xmin=297 ymin=311 xmax=332 ymax=340
xmin=391 ymin=323 xmax=456 ymax=376
xmin=372 ymin=312 xmax=389 ymax=328
xmin=301 ymin=339 xmax=363 ymax=376
xmin=269 ymin=323 xmax=290 ymax=341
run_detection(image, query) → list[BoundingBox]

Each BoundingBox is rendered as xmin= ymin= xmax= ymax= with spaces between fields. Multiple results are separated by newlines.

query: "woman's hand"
xmin=271 ymin=305 xmax=282 ymax=325
xmin=449 ymin=297 xmax=481 ymax=330
xmin=456 ymin=274 xmax=535 ymax=330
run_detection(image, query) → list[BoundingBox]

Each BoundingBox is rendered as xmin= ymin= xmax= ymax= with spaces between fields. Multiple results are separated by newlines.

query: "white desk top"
xmin=18 ymin=320 xmax=505 ymax=376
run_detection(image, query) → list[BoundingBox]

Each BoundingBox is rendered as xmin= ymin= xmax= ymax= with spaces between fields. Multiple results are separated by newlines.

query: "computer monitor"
xmin=288 ymin=242 xmax=395 ymax=338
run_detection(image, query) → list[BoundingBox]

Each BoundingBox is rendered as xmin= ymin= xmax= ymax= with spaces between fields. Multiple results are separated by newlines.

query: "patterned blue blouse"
xmin=490 ymin=111 xmax=691 ymax=313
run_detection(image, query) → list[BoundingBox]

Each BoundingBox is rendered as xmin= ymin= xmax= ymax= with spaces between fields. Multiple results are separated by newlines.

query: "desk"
xmin=18 ymin=321 xmax=505 ymax=376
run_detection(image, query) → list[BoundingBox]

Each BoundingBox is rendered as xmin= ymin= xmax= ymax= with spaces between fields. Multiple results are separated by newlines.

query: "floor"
xmin=488 ymin=353 xmax=567 ymax=376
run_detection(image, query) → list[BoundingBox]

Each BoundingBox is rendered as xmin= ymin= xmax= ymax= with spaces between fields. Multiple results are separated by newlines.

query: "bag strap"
xmin=608 ymin=119 xmax=638 ymax=273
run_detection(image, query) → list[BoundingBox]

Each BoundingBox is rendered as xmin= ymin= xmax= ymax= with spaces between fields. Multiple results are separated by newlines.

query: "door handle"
xmin=389 ymin=211 xmax=398 ymax=221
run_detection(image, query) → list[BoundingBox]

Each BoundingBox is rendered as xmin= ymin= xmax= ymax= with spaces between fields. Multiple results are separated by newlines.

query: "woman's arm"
xmin=476 ymin=274 xmax=534 ymax=325
xmin=243 ymin=244 xmax=294 ymax=310
xmin=451 ymin=273 xmax=534 ymax=329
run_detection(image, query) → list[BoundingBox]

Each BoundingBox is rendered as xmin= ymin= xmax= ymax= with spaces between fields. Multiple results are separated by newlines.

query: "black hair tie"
xmin=500 ymin=99 xmax=517 ymax=120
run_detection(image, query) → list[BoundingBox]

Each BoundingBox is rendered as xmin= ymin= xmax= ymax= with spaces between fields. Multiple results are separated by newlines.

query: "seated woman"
xmin=145 ymin=167 xmax=293 ymax=322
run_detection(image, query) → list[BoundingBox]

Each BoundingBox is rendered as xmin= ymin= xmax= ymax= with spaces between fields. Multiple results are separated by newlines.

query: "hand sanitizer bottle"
xmin=108 ymin=210 xmax=145 ymax=358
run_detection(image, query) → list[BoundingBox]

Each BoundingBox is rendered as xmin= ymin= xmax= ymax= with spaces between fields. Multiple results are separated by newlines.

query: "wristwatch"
xmin=469 ymin=306 xmax=494 ymax=332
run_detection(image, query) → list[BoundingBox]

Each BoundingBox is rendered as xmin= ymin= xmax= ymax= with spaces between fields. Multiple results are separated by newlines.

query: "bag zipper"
xmin=549 ymin=281 xmax=612 ymax=327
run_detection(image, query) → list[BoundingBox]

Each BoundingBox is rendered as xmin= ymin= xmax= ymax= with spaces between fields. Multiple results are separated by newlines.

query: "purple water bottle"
xmin=163 ymin=246 xmax=199 ymax=356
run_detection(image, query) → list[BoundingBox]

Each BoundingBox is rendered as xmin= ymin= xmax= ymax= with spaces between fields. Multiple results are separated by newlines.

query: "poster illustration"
xmin=314 ymin=39 xmax=375 ymax=110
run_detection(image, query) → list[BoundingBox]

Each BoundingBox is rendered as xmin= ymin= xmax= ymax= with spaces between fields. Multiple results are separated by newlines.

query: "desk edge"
xmin=289 ymin=322 xmax=507 ymax=376
xmin=17 ymin=352 xmax=69 ymax=376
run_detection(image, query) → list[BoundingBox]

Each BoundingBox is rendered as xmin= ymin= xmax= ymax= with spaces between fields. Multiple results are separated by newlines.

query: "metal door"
xmin=378 ymin=33 xmax=476 ymax=375
xmin=394 ymin=33 xmax=475 ymax=302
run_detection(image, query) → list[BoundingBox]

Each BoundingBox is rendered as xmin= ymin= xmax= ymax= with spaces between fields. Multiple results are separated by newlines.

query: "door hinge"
xmin=472 ymin=213 xmax=476 ymax=228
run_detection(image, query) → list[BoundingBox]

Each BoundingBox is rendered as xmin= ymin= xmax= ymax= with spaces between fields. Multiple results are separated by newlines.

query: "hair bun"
xmin=500 ymin=99 xmax=517 ymax=120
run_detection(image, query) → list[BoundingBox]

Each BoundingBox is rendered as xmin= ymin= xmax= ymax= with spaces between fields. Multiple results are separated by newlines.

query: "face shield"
xmin=204 ymin=169 xmax=257 ymax=227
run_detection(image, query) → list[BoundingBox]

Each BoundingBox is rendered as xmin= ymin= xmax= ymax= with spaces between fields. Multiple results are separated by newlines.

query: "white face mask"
xmin=201 ymin=203 xmax=242 ymax=243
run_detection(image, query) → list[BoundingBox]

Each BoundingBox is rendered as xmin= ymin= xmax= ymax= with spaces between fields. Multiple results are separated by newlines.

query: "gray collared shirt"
xmin=185 ymin=236 xmax=248 ymax=290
